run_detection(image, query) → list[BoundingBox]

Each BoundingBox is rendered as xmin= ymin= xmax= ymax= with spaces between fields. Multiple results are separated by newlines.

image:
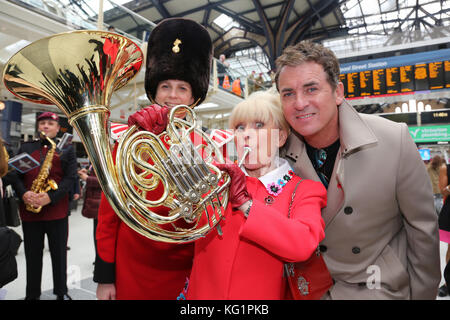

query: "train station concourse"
xmin=0 ymin=0 xmax=449 ymax=303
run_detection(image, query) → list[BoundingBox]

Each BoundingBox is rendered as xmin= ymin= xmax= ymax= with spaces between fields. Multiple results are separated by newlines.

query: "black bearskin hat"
xmin=145 ymin=18 xmax=213 ymax=106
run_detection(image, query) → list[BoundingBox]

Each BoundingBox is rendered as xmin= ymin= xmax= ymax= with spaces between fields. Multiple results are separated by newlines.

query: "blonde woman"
xmin=187 ymin=90 xmax=327 ymax=299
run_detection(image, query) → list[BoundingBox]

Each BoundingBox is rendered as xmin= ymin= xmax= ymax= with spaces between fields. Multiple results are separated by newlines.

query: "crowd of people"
xmin=0 ymin=17 xmax=448 ymax=301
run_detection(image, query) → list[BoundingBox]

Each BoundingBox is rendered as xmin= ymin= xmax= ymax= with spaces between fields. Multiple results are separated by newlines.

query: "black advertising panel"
xmin=428 ymin=61 xmax=444 ymax=90
xmin=379 ymin=113 xmax=417 ymax=125
xmin=372 ymin=69 xmax=386 ymax=95
xmin=414 ymin=63 xmax=428 ymax=91
xmin=359 ymin=70 xmax=373 ymax=96
xmin=380 ymin=110 xmax=450 ymax=126
xmin=445 ymin=60 xmax=450 ymax=88
xmin=400 ymin=65 xmax=414 ymax=92
xmin=346 ymin=72 xmax=360 ymax=98
xmin=420 ymin=110 xmax=450 ymax=124
xmin=385 ymin=67 xmax=400 ymax=94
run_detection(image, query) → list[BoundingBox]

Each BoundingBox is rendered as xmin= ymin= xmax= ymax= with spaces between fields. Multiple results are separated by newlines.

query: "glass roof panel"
xmin=48 ymin=0 xmax=449 ymax=75
xmin=324 ymin=0 xmax=449 ymax=56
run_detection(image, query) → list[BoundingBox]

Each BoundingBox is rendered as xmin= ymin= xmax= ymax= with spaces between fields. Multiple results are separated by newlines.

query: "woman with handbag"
xmin=0 ymin=139 xmax=20 ymax=228
xmin=186 ymin=90 xmax=331 ymax=300
xmin=0 ymin=137 xmax=22 ymax=292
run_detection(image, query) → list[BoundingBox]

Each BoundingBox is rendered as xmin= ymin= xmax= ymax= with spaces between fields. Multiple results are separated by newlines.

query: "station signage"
xmin=408 ymin=125 xmax=450 ymax=143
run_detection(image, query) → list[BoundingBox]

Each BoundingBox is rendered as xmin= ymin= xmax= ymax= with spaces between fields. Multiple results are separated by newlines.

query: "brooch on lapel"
xmin=264 ymin=196 xmax=274 ymax=205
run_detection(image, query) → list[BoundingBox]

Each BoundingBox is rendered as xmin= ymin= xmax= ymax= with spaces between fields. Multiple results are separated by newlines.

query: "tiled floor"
xmin=1 ymin=203 xmax=97 ymax=300
xmin=1 ymin=204 xmax=449 ymax=300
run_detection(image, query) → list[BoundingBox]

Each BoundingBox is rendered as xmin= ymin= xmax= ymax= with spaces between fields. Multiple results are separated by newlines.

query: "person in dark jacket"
xmin=78 ymin=166 xmax=101 ymax=259
xmin=9 ymin=112 xmax=77 ymax=300
xmin=0 ymin=139 xmax=10 ymax=227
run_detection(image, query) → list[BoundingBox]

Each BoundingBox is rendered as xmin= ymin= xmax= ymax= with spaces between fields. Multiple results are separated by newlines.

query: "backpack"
xmin=0 ymin=227 xmax=22 ymax=287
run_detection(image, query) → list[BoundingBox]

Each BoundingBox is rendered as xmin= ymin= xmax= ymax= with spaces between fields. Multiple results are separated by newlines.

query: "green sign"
xmin=408 ymin=125 xmax=450 ymax=142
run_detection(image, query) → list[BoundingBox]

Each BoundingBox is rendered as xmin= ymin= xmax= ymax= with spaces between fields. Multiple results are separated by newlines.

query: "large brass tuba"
xmin=2 ymin=30 xmax=230 ymax=243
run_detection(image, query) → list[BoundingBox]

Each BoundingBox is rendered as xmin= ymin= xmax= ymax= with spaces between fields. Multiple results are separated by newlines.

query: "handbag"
xmin=439 ymin=197 xmax=450 ymax=233
xmin=3 ymin=185 xmax=20 ymax=227
xmin=0 ymin=227 xmax=22 ymax=287
xmin=284 ymin=179 xmax=333 ymax=300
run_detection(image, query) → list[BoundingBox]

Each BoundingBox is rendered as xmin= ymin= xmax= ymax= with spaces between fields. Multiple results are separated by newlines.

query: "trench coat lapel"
xmin=283 ymin=132 xmax=318 ymax=182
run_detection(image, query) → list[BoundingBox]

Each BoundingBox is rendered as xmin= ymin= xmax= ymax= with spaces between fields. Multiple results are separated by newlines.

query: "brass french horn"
xmin=2 ymin=30 xmax=230 ymax=243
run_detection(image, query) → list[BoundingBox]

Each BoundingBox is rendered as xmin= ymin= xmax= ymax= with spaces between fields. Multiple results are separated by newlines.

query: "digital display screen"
xmin=414 ymin=63 xmax=428 ymax=91
xmin=445 ymin=60 xmax=450 ymax=88
xmin=419 ymin=149 xmax=431 ymax=161
xmin=386 ymin=67 xmax=400 ymax=94
xmin=372 ymin=69 xmax=386 ymax=95
xmin=339 ymin=74 xmax=347 ymax=96
xmin=341 ymin=60 xmax=449 ymax=99
xmin=359 ymin=70 xmax=373 ymax=96
xmin=400 ymin=65 xmax=414 ymax=92
xmin=346 ymin=72 xmax=360 ymax=98
xmin=428 ymin=61 xmax=444 ymax=90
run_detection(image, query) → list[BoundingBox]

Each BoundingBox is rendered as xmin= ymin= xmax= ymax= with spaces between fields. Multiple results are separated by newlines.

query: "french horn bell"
xmin=2 ymin=30 xmax=230 ymax=243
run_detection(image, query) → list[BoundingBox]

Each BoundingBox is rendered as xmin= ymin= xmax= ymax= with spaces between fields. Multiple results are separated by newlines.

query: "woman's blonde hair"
xmin=229 ymin=89 xmax=290 ymax=134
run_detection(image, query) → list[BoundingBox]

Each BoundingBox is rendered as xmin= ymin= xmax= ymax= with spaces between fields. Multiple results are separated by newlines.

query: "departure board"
xmin=340 ymin=59 xmax=449 ymax=99
xmin=339 ymin=74 xmax=348 ymax=96
xmin=386 ymin=67 xmax=400 ymax=94
xmin=359 ymin=70 xmax=373 ymax=96
xmin=445 ymin=60 xmax=450 ymax=88
xmin=346 ymin=72 xmax=360 ymax=98
xmin=372 ymin=69 xmax=386 ymax=95
xmin=400 ymin=65 xmax=414 ymax=92
xmin=429 ymin=61 xmax=444 ymax=90
xmin=414 ymin=63 xmax=428 ymax=91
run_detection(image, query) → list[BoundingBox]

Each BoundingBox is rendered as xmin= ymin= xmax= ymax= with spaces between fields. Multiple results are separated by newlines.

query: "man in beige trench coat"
xmin=276 ymin=41 xmax=441 ymax=299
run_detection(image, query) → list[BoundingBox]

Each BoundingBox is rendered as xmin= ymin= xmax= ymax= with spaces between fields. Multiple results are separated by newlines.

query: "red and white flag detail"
xmin=110 ymin=122 xmax=129 ymax=140
xmin=109 ymin=123 xmax=234 ymax=149
xmin=209 ymin=129 xmax=234 ymax=148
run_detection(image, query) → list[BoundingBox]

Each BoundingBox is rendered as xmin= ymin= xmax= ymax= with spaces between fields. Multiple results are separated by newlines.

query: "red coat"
xmin=187 ymin=168 xmax=327 ymax=300
xmin=95 ymin=129 xmax=230 ymax=299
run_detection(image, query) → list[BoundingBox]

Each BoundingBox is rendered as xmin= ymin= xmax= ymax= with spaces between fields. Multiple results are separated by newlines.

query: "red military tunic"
xmin=14 ymin=139 xmax=76 ymax=222
xmin=96 ymin=189 xmax=195 ymax=299
xmin=187 ymin=158 xmax=327 ymax=299
xmin=95 ymin=127 xmax=231 ymax=299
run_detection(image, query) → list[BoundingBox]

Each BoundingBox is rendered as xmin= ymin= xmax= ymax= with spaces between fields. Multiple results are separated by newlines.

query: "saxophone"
xmin=26 ymin=132 xmax=58 ymax=213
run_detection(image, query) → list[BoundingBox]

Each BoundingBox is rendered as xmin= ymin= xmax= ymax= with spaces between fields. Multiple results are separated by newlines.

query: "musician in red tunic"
xmin=93 ymin=18 xmax=227 ymax=300
xmin=11 ymin=112 xmax=77 ymax=300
